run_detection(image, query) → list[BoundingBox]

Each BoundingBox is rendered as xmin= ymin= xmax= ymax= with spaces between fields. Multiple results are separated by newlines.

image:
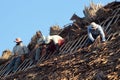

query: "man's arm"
xmin=12 ymin=46 xmax=18 ymax=56
xmin=98 ymin=25 xmax=106 ymax=42
xmin=23 ymin=46 xmax=29 ymax=54
xmin=87 ymin=27 xmax=95 ymax=42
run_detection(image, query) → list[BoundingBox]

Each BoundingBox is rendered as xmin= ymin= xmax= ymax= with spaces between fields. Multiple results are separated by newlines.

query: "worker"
xmin=34 ymin=31 xmax=45 ymax=62
xmin=6 ymin=38 xmax=29 ymax=73
xmin=45 ymin=35 xmax=64 ymax=54
xmin=87 ymin=22 xmax=106 ymax=46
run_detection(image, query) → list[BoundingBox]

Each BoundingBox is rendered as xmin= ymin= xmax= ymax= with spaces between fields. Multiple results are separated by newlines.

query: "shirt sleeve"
xmin=37 ymin=37 xmax=44 ymax=44
xmin=87 ymin=26 xmax=95 ymax=42
xmin=97 ymin=25 xmax=106 ymax=41
xmin=52 ymin=35 xmax=63 ymax=44
xmin=23 ymin=46 xmax=29 ymax=54
xmin=52 ymin=37 xmax=58 ymax=44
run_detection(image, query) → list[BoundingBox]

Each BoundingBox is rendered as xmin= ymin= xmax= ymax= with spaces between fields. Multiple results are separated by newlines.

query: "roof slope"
xmin=1 ymin=1 xmax=120 ymax=80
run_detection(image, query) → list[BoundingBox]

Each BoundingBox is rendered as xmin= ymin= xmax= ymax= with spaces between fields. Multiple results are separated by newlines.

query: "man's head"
xmin=14 ymin=38 xmax=22 ymax=43
xmin=90 ymin=22 xmax=97 ymax=30
xmin=36 ymin=31 xmax=42 ymax=38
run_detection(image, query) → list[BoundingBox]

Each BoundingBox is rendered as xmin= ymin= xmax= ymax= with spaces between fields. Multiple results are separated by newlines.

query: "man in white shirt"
xmin=45 ymin=35 xmax=64 ymax=53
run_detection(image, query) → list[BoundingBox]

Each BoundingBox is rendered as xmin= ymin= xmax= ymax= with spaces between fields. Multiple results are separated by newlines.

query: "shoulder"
xmin=87 ymin=25 xmax=92 ymax=31
xmin=97 ymin=25 xmax=103 ymax=30
xmin=55 ymin=35 xmax=63 ymax=39
xmin=20 ymin=43 xmax=27 ymax=48
xmin=13 ymin=45 xmax=17 ymax=49
xmin=87 ymin=25 xmax=91 ymax=29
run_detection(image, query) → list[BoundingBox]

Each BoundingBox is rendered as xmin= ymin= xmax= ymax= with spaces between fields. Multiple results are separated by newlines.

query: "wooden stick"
xmin=70 ymin=36 xmax=83 ymax=53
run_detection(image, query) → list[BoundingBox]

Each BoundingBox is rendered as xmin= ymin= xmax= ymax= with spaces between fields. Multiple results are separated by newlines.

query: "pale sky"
xmin=0 ymin=0 xmax=115 ymax=56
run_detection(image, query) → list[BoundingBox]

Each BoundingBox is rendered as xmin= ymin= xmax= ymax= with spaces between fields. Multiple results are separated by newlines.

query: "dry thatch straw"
xmin=83 ymin=1 xmax=103 ymax=21
xmin=50 ymin=25 xmax=62 ymax=35
xmin=0 ymin=49 xmax=12 ymax=65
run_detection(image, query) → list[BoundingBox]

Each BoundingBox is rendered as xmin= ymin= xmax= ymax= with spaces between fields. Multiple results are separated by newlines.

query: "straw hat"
xmin=14 ymin=38 xmax=22 ymax=43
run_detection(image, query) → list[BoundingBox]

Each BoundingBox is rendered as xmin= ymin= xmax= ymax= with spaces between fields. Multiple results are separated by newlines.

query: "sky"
xmin=0 ymin=0 xmax=116 ymax=56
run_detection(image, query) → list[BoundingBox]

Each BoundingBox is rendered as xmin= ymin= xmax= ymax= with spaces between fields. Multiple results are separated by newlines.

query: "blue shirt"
xmin=13 ymin=43 xmax=29 ymax=56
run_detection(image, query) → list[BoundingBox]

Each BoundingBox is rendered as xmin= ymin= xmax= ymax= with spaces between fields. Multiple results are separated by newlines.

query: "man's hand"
xmin=35 ymin=44 xmax=39 ymax=48
xmin=21 ymin=54 xmax=25 ymax=61
xmin=101 ymin=41 xmax=106 ymax=45
xmin=14 ymin=53 xmax=18 ymax=56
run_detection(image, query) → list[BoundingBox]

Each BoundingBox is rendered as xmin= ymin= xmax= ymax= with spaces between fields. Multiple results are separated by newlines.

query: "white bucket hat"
xmin=90 ymin=22 xmax=97 ymax=29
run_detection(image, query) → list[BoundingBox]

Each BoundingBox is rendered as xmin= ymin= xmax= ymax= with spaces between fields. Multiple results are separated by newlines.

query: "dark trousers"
xmin=6 ymin=56 xmax=22 ymax=73
xmin=87 ymin=34 xmax=99 ymax=46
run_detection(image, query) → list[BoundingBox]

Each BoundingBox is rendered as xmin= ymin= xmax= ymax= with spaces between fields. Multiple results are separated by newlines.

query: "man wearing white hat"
xmin=6 ymin=38 xmax=29 ymax=73
xmin=87 ymin=22 xmax=106 ymax=46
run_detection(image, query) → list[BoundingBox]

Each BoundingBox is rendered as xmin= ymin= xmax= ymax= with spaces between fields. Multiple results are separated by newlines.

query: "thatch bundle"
xmin=50 ymin=25 xmax=62 ymax=35
xmin=59 ymin=23 xmax=87 ymax=41
xmin=83 ymin=2 xmax=103 ymax=21
xmin=27 ymin=34 xmax=37 ymax=51
xmin=0 ymin=49 xmax=12 ymax=65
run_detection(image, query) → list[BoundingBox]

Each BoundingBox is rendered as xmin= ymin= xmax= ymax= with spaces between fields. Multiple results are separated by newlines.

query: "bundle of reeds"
xmin=50 ymin=25 xmax=62 ymax=35
xmin=83 ymin=2 xmax=103 ymax=21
